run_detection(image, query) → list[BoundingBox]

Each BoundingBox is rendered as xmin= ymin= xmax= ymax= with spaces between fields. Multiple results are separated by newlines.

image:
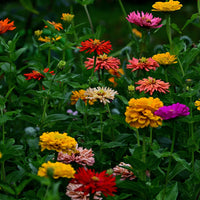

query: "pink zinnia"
xmin=126 ymin=11 xmax=163 ymax=29
xmin=84 ymin=54 xmax=120 ymax=72
xmin=135 ymin=77 xmax=170 ymax=95
xmin=126 ymin=57 xmax=159 ymax=72
xmin=57 ymin=147 xmax=95 ymax=166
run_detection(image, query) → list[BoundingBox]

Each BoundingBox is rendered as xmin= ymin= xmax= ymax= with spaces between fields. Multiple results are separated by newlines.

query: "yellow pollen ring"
xmin=91 ymin=176 xmax=99 ymax=181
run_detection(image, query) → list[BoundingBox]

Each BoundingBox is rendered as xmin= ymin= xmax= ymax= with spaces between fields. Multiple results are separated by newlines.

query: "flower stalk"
xmin=83 ymin=5 xmax=94 ymax=34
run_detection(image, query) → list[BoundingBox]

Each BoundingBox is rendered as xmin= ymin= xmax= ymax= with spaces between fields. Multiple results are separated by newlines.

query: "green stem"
xmin=89 ymin=54 xmax=97 ymax=86
xmin=106 ymin=103 xmax=112 ymax=119
xmin=135 ymin=128 xmax=140 ymax=146
xmin=164 ymin=66 xmax=169 ymax=83
xmin=48 ymin=48 xmax=51 ymax=67
xmin=83 ymin=5 xmax=94 ymax=34
xmin=100 ymin=113 xmax=103 ymax=142
xmin=198 ymin=0 xmax=200 ymax=15
xmin=150 ymin=127 xmax=153 ymax=146
xmin=177 ymin=56 xmax=185 ymax=77
xmin=70 ymin=5 xmax=78 ymax=42
xmin=166 ymin=14 xmax=172 ymax=51
xmin=142 ymin=132 xmax=146 ymax=164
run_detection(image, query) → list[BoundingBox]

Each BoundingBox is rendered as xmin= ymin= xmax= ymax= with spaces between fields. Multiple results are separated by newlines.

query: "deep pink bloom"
xmin=126 ymin=11 xmax=163 ymax=29
xmin=154 ymin=103 xmax=190 ymax=120
xmin=126 ymin=57 xmax=159 ymax=72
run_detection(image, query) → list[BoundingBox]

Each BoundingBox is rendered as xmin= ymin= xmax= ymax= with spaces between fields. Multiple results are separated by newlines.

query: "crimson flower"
xmin=79 ymin=39 xmax=112 ymax=55
xmin=127 ymin=57 xmax=159 ymax=72
xmin=0 ymin=18 xmax=16 ymax=34
xmin=126 ymin=11 xmax=163 ymax=29
xmin=84 ymin=54 xmax=120 ymax=72
xmin=70 ymin=167 xmax=117 ymax=197
xmin=135 ymin=77 xmax=170 ymax=95
xmin=24 ymin=68 xmax=55 ymax=80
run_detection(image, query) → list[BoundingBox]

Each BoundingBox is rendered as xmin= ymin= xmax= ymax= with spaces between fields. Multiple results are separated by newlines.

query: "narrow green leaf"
xmin=19 ymin=0 xmax=39 ymax=14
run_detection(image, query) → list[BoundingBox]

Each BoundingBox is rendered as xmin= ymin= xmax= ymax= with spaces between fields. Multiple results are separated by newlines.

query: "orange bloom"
xmin=135 ymin=77 xmax=170 ymax=95
xmin=108 ymin=68 xmax=124 ymax=87
xmin=127 ymin=57 xmax=159 ymax=72
xmin=0 ymin=18 xmax=16 ymax=34
xmin=45 ymin=20 xmax=63 ymax=31
xmin=79 ymin=39 xmax=112 ymax=55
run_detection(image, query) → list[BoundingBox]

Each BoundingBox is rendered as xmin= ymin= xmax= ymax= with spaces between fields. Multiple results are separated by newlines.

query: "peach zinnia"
xmin=127 ymin=57 xmax=159 ymax=72
xmin=135 ymin=77 xmax=170 ymax=95
xmin=0 ymin=18 xmax=16 ymax=34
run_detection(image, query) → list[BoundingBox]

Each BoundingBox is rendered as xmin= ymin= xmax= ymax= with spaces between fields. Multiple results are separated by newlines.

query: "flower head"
xmin=108 ymin=68 xmax=124 ymax=87
xmin=135 ymin=77 xmax=170 ymax=95
xmin=127 ymin=57 xmax=159 ymax=72
xmin=57 ymin=147 xmax=95 ymax=166
xmin=70 ymin=89 xmax=96 ymax=105
xmin=38 ymin=35 xmax=61 ymax=43
xmin=84 ymin=54 xmax=120 ymax=72
xmin=113 ymin=162 xmax=136 ymax=180
xmin=24 ymin=68 xmax=54 ymax=80
xmin=45 ymin=20 xmax=63 ymax=31
xmin=152 ymin=0 xmax=183 ymax=12
xmin=195 ymin=100 xmax=200 ymax=111
xmin=61 ymin=13 xmax=74 ymax=22
xmin=39 ymin=131 xmax=77 ymax=154
xmin=154 ymin=103 xmax=190 ymax=120
xmin=125 ymin=97 xmax=163 ymax=128
xmin=70 ymin=167 xmax=117 ymax=197
xmin=79 ymin=39 xmax=112 ymax=55
xmin=84 ymin=87 xmax=118 ymax=105
xmin=152 ymin=52 xmax=177 ymax=65
xmin=34 ymin=30 xmax=43 ymax=37
xmin=37 ymin=161 xmax=75 ymax=179
xmin=132 ymin=28 xmax=142 ymax=38
xmin=126 ymin=11 xmax=163 ymax=29
xmin=0 ymin=18 xmax=16 ymax=34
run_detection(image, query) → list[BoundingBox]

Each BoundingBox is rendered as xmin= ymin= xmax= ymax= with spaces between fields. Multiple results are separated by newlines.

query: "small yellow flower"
xmin=132 ymin=28 xmax=142 ymax=38
xmin=0 ymin=152 xmax=2 ymax=159
xmin=195 ymin=100 xmax=200 ymax=111
xmin=39 ymin=131 xmax=77 ymax=154
xmin=38 ymin=35 xmax=61 ymax=43
xmin=152 ymin=52 xmax=177 ymax=65
xmin=61 ymin=13 xmax=75 ymax=23
xmin=34 ymin=30 xmax=43 ymax=37
xmin=37 ymin=161 xmax=75 ymax=179
xmin=152 ymin=0 xmax=183 ymax=12
xmin=128 ymin=85 xmax=135 ymax=92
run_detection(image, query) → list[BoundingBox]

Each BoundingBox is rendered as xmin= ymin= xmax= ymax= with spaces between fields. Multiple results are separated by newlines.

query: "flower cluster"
xmin=39 ymin=131 xmax=77 ymax=154
xmin=125 ymin=97 xmax=163 ymax=128
xmin=152 ymin=52 xmax=177 ymax=65
xmin=37 ymin=161 xmax=75 ymax=179
xmin=0 ymin=18 xmax=16 ymax=34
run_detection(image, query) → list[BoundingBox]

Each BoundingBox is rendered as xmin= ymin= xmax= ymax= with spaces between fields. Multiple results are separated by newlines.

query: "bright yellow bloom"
xmin=132 ymin=28 xmax=142 ymax=38
xmin=37 ymin=161 xmax=75 ymax=179
xmin=61 ymin=13 xmax=74 ymax=22
xmin=34 ymin=30 xmax=43 ymax=37
xmin=125 ymin=97 xmax=163 ymax=129
xmin=152 ymin=52 xmax=177 ymax=65
xmin=152 ymin=0 xmax=182 ymax=12
xmin=39 ymin=131 xmax=77 ymax=154
xmin=195 ymin=100 xmax=200 ymax=111
xmin=38 ymin=35 xmax=61 ymax=43
xmin=0 ymin=152 xmax=2 ymax=159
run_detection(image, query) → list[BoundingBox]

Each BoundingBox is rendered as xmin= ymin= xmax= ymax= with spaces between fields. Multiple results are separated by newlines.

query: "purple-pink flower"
xmin=126 ymin=11 xmax=163 ymax=29
xmin=154 ymin=103 xmax=190 ymax=120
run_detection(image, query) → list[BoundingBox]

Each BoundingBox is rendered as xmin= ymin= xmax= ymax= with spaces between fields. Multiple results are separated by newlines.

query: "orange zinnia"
xmin=108 ymin=68 xmax=124 ymax=87
xmin=0 ymin=18 xmax=16 ymax=34
xmin=79 ymin=39 xmax=112 ymax=55
xmin=135 ymin=77 xmax=170 ymax=95
xmin=45 ymin=20 xmax=63 ymax=31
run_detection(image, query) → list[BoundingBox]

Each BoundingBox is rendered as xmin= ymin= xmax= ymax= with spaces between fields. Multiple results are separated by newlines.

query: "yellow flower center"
xmin=93 ymin=39 xmax=100 ymax=45
xmin=98 ymin=54 xmax=109 ymax=60
xmin=91 ymin=176 xmax=99 ymax=181
xmin=97 ymin=89 xmax=106 ymax=96
xmin=139 ymin=57 xmax=147 ymax=63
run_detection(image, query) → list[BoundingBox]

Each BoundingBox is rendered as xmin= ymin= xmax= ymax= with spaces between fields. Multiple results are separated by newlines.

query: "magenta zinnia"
xmin=154 ymin=103 xmax=190 ymax=120
xmin=84 ymin=54 xmax=120 ymax=72
xmin=135 ymin=77 xmax=170 ymax=95
xmin=126 ymin=57 xmax=159 ymax=72
xmin=126 ymin=11 xmax=163 ymax=29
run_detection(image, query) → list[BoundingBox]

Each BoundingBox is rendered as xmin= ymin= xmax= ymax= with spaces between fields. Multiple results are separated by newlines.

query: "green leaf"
xmin=46 ymin=114 xmax=69 ymax=122
xmin=15 ymin=179 xmax=32 ymax=195
xmin=75 ymin=99 xmax=86 ymax=114
xmin=171 ymin=23 xmax=182 ymax=34
xmin=19 ymin=0 xmax=39 ymax=14
xmin=124 ymin=156 xmax=146 ymax=170
xmin=0 ymin=194 xmax=15 ymax=200
xmin=182 ymin=13 xmax=200 ymax=30
xmin=0 ymin=182 xmax=15 ymax=195
xmin=116 ymin=95 xmax=128 ymax=105
xmin=14 ymin=47 xmax=27 ymax=61
xmin=76 ymin=0 xmax=94 ymax=6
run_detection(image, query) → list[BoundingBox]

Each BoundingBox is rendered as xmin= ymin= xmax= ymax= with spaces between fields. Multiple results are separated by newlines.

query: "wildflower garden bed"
xmin=0 ymin=0 xmax=200 ymax=199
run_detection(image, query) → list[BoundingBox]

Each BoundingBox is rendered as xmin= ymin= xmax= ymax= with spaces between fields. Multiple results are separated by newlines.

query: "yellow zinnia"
xmin=61 ymin=13 xmax=74 ymax=23
xmin=152 ymin=0 xmax=183 ymax=12
xmin=38 ymin=35 xmax=61 ymax=43
xmin=37 ymin=161 xmax=75 ymax=179
xmin=125 ymin=97 xmax=163 ymax=129
xmin=39 ymin=131 xmax=77 ymax=154
xmin=152 ymin=52 xmax=177 ymax=65
xmin=195 ymin=100 xmax=200 ymax=111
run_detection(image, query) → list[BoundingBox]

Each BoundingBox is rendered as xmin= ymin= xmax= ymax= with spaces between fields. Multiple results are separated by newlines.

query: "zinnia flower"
xmin=135 ymin=77 xmax=170 ymax=95
xmin=34 ymin=30 xmax=43 ymax=37
xmin=126 ymin=57 xmax=159 ymax=72
xmin=45 ymin=20 xmax=63 ymax=31
xmin=24 ymin=68 xmax=54 ymax=80
xmin=70 ymin=89 xmax=96 ymax=105
xmin=70 ymin=167 xmax=117 ymax=197
xmin=154 ymin=103 xmax=190 ymax=120
xmin=113 ymin=162 xmax=136 ymax=180
xmin=38 ymin=35 xmax=61 ymax=43
xmin=84 ymin=87 xmax=118 ymax=105
xmin=37 ymin=161 xmax=75 ymax=179
xmin=61 ymin=13 xmax=74 ymax=22
xmin=132 ymin=28 xmax=142 ymax=38
xmin=0 ymin=18 xmax=16 ymax=34
xmin=195 ymin=100 xmax=200 ymax=111
xmin=79 ymin=39 xmax=112 ymax=55
xmin=66 ymin=183 xmax=102 ymax=200
xmin=152 ymin=0 xmax=183 ymax=12
xmin=125 ymin=97 xmax=163 ymax=128
xmin=84 ymin=54 xmax=120 ymax=72
xmin=39 ymin=131 xmax=77 ymax=154
xmin=126 ymin=11 xmax=163 ymax=29
xmin=108 ymin=68 xmax=124 ymax=87
xmin=152 ymin=52 xmax=177 ymax=65
xmin=57 ymin=147 xmax=95 ymax=166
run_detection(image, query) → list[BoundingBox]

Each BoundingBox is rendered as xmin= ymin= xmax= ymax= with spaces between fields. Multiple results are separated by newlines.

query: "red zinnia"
xmin=0 ymin=18 xmax=16 ymax=34
xmin=70 ymin=167 xmax=117 ymax=197
xmin=24 ymin=68 xmax=55 ymax=80
xmin=79 ymin=39 xmax=112 ymax=55
xmin=127 ymin=57 xmax=159 ymax=72
xmin=84 ymin=54 xmax=120 ymax=72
